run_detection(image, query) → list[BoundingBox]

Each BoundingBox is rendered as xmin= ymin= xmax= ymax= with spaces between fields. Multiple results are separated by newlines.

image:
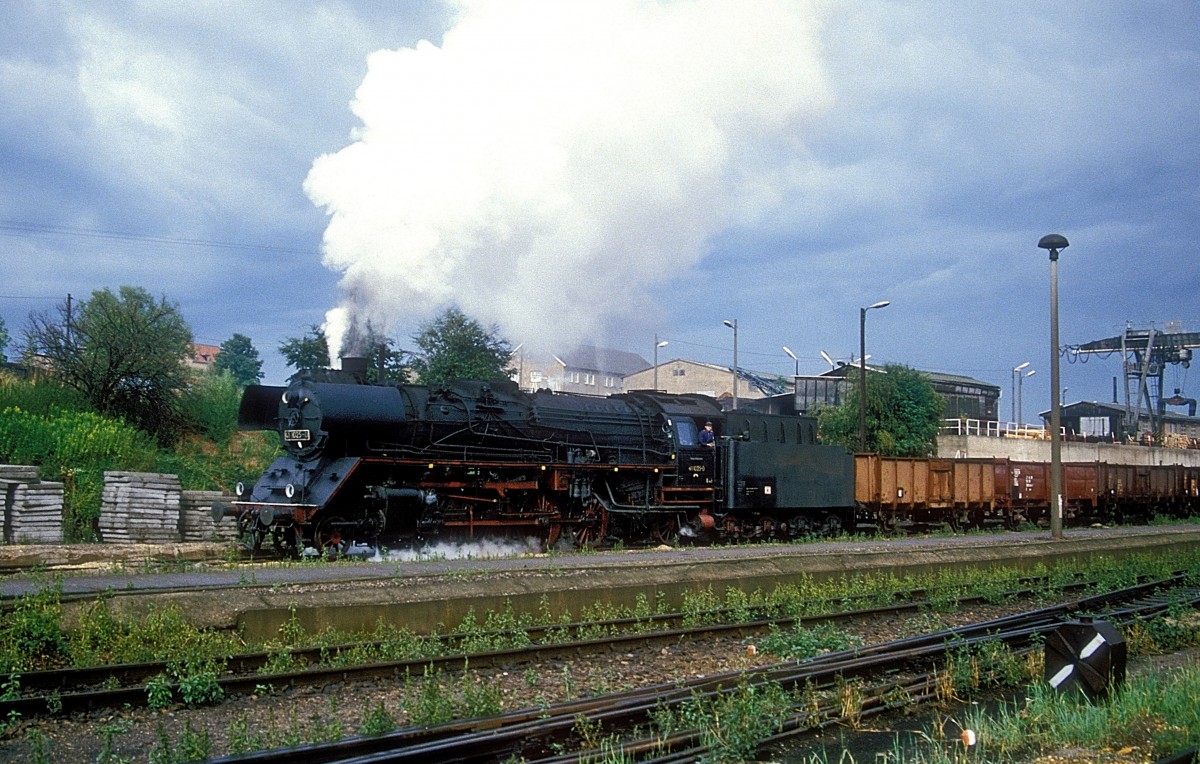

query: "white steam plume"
xmin=305 ymin=0 xmax=829 ymax=357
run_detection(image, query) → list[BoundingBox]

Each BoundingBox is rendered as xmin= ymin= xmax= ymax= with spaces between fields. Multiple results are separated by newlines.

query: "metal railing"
xmin=939 ymin=419 xmax=1200 ymax=449
xmin=939 ymin=418 xmax=1050 ymax=439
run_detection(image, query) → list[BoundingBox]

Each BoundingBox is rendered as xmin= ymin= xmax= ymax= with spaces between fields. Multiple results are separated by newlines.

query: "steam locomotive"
xmin=214 ymin=366 xmax=1200 ymax=556
xmin=213 ymin=368 xmax=857 ymax=556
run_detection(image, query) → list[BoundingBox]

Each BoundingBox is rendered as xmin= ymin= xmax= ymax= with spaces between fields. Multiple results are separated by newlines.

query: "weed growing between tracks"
xmin=647 ymin=677 xmax=797 ymax=763
xmin=401 ymin=662 xmax=505 ymax=726
xmin=936 ymin=639 xmax=1042 ymax=705
xmin=758 ymin=622 xmax=864 ymax=660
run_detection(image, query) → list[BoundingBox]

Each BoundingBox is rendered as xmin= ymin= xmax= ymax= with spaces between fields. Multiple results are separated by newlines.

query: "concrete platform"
xmin=2 ymin=525 xmax=1197 ymax=643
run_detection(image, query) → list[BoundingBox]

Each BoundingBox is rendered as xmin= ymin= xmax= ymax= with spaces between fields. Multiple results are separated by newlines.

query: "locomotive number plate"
xmin=284 ymin=429 xmax=311 ymax=442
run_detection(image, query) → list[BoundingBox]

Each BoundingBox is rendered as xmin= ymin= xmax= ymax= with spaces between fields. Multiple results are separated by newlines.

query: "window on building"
xmin=1080 ymin=416 xmax=1110 ymax=437
xmin=673 ymin=368 xmax=686 ymax=376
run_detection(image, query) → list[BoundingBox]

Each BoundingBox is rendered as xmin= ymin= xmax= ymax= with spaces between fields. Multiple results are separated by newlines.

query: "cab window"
xmin=674 ymin=418 xmax=699 ymax=447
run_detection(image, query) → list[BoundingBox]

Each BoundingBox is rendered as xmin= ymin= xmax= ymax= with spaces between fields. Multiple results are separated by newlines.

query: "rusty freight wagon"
xmin=855 ymin=456 xmax=1200 ymax=532
xmin=853 ymin=455 xmax=1001 ymax=531
xmin=1095 ymin=463 xmax=1200 ymax=521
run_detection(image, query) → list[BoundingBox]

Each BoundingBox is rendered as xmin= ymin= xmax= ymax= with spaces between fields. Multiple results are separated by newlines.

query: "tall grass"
xmin=949 ymin=664 xmax=1200 ymax=761
xmin=0 ymin=376 xmax=88 ymax=414
xmin=153 ymin=431 xmax=279 ymax=494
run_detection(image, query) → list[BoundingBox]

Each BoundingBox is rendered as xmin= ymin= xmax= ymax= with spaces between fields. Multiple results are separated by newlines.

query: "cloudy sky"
xmin=2 ymin=0 xmax=1197 ymax=420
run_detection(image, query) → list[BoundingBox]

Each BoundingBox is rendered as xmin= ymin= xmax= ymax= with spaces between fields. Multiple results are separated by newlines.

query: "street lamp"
xmin=1011 ymin=362 xmax=1030 ymax=422
xmin=859 ymin=300 xmax=890 ymax=452
xmin=723 ymin=319 xmax=738 ymax=410
xmin=783 ymin=346 xmax=799 ymax=396
xmin=1019 ymin=369 xmax=1035 ymax=424
xmin=1038 ymin=233 xmax=1069 ymax=540
xmin=653 ymin=335 xmax=669 ymax=391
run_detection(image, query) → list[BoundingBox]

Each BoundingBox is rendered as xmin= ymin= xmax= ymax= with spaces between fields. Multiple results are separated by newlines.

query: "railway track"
xmin=195 ymin=574 xmax=1199 ymax=764
xmin=0 ymin=575 xmax=1097 ymax=718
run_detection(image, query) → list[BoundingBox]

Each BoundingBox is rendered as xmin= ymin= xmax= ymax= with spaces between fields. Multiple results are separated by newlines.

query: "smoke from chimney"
xmin=304 ymin=0 xmax=830 ymax=358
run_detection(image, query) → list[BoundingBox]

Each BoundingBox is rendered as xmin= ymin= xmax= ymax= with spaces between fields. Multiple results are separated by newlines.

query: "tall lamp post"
xmin=858 ymin=300 xmax=890 ymax=452
xmin=1019 ymin=368 xmax=1035 ymax=424
xmin=1011 ymin=362 xmax=1030 ymax=422
xmin=653 ymin=336 xmax=668 ymax=391
xmin=1038 ymin=233 xmax=1069 ymax=540
xmin=783 ymin=346 xmax=799 ymax=396
xmin=723 ymin=319 xmax=739 ymax=410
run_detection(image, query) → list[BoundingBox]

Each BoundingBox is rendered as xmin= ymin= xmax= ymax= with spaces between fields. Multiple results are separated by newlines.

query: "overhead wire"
xmin=0 ymin=220 xmax=320 ymax=256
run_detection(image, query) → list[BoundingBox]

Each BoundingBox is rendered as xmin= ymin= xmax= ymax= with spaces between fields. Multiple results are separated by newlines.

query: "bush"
xmin=178 ymin=371 xmax=242 ymax=444
xmin=0 ymin=581 xmax=67 ymax=673
xmin=68 ymin=599 xmax=240 ymax=667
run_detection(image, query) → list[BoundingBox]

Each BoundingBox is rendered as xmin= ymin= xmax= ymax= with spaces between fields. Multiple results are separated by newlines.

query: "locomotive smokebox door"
xmin=1044 ymin=618 xmax=1126 ymax=701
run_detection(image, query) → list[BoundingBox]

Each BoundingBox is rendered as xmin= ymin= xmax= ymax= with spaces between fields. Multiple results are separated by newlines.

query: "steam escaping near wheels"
xmin=386 ymin=537 xmax=546 ymax=562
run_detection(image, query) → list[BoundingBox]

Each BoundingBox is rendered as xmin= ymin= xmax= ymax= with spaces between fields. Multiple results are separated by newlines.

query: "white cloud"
xmin=305 ymin=0 xmax=831 ymax=357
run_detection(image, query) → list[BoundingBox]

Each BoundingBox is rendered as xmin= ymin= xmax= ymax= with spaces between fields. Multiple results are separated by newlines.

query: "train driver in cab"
xmin=699 ymin=421 xmax=715 ymax=447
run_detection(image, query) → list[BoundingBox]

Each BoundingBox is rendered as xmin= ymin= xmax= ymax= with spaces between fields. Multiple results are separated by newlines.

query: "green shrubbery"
xmin=178 ymin=371 xmax=243 ymax=443
xmin=0 ymin=403 xmax=158 ymax=540
xmin=0 ymin=579 xmax=242 ymax=674
xmin=0 ymin=579 xmax=66 ymax=673
xmin=0 ymin=373 xmax=278 ymax=542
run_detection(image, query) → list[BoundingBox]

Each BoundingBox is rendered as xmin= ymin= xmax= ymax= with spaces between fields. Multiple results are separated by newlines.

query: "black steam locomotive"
xmin=214 ymin=367 xmax=856 ymax=555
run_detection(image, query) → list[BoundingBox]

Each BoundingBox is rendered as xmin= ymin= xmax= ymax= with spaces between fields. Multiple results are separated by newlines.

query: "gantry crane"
xmin=1072 ymin=323 xmax=1199 ymax=437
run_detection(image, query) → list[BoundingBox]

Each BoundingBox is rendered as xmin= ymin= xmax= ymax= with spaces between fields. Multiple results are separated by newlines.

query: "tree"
xmin=23 ymin=286 xmax=194 ymax=442
xmin=816 ymin=364 xmax=944 ymax=456
xmin=279 ymin=324 xmax=330 ymax=374
xmin=0 ymin=316 xmax=9 ymax=362
xmin=408 ymin=307 xmax=513 ymax=384
xmin=212 ymin=333 xmax=263 ymax=387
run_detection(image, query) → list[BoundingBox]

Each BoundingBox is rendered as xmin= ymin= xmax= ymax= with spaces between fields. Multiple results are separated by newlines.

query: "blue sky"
xmin=2 ymin=1 xmax=1197 ymax=422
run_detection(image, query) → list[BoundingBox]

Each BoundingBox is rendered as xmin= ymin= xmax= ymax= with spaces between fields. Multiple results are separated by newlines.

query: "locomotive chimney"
xmin=341 ymin=356 xmax=370 ymax=382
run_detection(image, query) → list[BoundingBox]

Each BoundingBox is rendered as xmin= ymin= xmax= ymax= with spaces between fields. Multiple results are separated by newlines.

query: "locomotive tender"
xmin=215 ymin=370 xmax=857 ymax=555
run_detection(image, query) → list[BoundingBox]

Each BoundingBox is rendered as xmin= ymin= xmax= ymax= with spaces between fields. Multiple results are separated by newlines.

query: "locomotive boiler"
xmin=214 ymin=371 xmax=857 ymax=555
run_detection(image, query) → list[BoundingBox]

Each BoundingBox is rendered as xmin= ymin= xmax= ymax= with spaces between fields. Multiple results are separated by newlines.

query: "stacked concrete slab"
xmin=180 ymin=489 xmax=239 ymax=542
xmin=99 ymin=471 xmax=183 ymax=543
xmin=1 ymin=464 xmax=64 ymax=543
